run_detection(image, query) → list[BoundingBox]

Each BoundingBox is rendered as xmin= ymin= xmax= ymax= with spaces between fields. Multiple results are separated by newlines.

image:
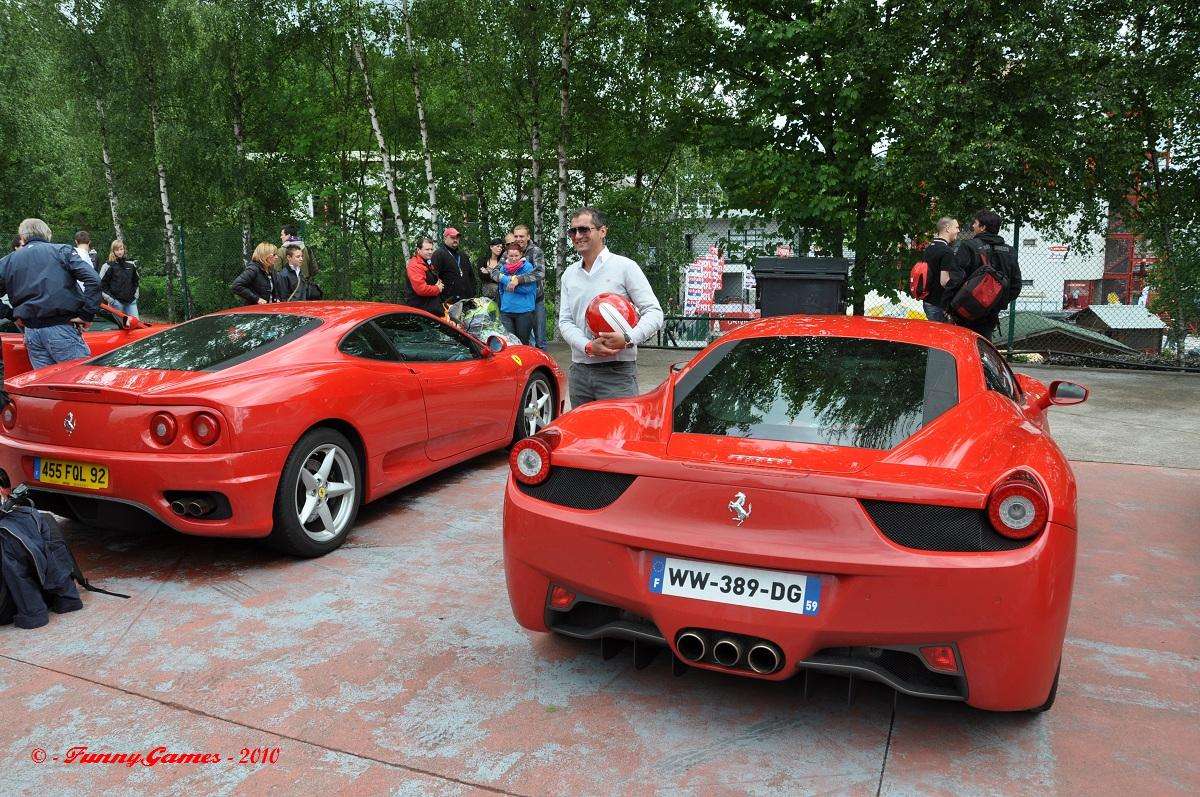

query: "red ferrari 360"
xmin=503 ymin=315 xmax=1087 ymax=712
xmin=1 ymin=303 xmax=163 ymax=378
xmin=0 ymin=302 xmax=563 ymax=556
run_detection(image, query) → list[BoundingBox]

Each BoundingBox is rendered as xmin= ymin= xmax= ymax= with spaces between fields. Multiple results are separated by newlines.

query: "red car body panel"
xmin=0 ymin=302 xmax=565 ymax=538
xmin=1 ymin=304 xmax=164 ymax=378
xmin=503 ymin=315 xmax=1080 ymax=711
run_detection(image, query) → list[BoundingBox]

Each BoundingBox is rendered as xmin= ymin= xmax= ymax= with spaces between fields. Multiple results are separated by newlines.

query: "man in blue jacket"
xmin=0 ymin=218 xmax=101 ymax=369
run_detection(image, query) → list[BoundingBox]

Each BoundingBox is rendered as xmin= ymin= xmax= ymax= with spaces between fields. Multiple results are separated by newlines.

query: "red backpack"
xmin=949 ymin=241 xmax=1015 ymax=321
xmin=909 ymin=260 xmax=931 ymax=300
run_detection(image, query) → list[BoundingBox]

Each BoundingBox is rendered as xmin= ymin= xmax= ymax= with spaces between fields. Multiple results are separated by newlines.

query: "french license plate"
xmin=34 ymin=457 xmax=109 ymax=490
xmin=649 ymin=555 xmax=821 ymax=616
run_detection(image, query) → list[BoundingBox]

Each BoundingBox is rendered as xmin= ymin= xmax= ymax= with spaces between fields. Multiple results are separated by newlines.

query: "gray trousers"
xmin=568 ymin=361 xmax=639 ymax=408
xmin=923 ymin=301 xmax=950 ymax=323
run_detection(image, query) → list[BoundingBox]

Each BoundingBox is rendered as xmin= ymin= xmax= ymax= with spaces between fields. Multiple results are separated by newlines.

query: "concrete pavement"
xmin=1 ymin=345 xmax=1197 ymax=795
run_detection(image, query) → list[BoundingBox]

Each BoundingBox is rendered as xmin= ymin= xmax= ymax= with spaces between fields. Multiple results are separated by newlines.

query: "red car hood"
xmin=549 ymin=386 xmax=1020 ymax=501
xmin=6 ymin=360 xmax=305 ymax=405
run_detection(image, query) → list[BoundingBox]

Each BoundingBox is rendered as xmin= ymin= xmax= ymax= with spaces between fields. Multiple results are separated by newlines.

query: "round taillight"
xmin=510 ymin=437 xmax=552 ymax=485
xmin=987 ymin=478 xmax=1048 ymax=539
xmin=150 ymin=412 xmax=177 ymax=445
xmin=2 ymin=402 xmax=15 ymax=431
xmin=192 ymin=412 xmax=221 ymax=446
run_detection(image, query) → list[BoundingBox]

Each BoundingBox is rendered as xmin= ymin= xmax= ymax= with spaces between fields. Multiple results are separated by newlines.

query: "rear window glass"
xmin=673 ymin=336 xmax=958 ymax=450
xmin=93 ymin=313 xmax=320 ymax=372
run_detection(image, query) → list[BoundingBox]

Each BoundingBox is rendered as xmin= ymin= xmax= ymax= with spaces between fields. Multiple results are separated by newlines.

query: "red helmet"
xmin=586 ymin=292 xmax=639 ymax=338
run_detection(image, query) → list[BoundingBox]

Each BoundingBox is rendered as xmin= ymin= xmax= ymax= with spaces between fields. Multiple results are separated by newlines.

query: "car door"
xmin=373 ymin=312 xmax=518 ymax=460
xmin=337 ymin=322 xmax=431 ymax=488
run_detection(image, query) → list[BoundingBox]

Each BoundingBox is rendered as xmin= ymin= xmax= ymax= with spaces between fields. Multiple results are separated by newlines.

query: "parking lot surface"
xmin=2 ymin=355 xmax=1198 ymax=795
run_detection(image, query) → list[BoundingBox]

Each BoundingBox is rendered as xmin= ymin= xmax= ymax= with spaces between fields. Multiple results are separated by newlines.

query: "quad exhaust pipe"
xmin=169 ymin=499 xmax=187 ymax=516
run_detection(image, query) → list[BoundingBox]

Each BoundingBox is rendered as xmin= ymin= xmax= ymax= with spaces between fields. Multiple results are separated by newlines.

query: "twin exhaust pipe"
xmin=169 ymin=496 xmax=215 ymax=518
xmin=675 ymin=630 xmax=783 ymax=675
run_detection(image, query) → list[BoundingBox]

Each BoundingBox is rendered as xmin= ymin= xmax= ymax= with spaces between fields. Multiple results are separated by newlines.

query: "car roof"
xmin=720 ymin=314 xmax=985 ymax=359
xmin=207 ymin=301 xmax=421 ymax=324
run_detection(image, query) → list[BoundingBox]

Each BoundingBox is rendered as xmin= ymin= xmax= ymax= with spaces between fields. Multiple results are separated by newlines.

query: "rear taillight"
xmin=510 ymin=433 xmax=556 ymax=485
xmin=150 ymin=412 xmax=177 ymax=445
xmin=919 ymin=645 xmax=960 ymax=674
xmin=2 ymin=401 xmax=15 ymax=431
xmin=987 ymin=472 xmax=1048 ymax=540
xmin=191 ymin=412 xmax=221 ymax=446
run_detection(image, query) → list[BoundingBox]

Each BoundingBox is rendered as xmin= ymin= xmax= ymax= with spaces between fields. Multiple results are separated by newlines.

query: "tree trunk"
xmin=352 ymin=37 xmax=409 ymax=261
xmin=95 ymin=98 xmax=123 ymax=241
xmin=555 ymin=2 xmax=574 ymax=276
xmin=148 ymin=69 xmax=182 ymax=320
xmin=851 ymin=187 xmax=869 ymax=315
xmin=401 ymin=0 xmax=437 ymax=224
xmin=227 ymin=52 xmax=252 ymax=263
xmin=524 ymin=7 xmax=543 ymax=244
xmin=476 ymin=172 xmax=490 ymax=237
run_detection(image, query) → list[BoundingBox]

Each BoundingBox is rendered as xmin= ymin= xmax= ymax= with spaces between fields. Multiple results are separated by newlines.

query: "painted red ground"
xmin=1 ymin=458 xmax=1196 ymax=795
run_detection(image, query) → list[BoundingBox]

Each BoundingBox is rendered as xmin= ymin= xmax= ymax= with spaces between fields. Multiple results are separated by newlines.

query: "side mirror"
xmin=486 ymin=335 xmax=508 ymax=354
xmin=1047 ymin=380 xmax=1088 ymax=406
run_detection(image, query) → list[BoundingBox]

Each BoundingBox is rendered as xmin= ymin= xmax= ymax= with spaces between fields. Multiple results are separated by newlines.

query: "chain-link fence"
xmin=108 ymin=218 xmax=1193 ymax=371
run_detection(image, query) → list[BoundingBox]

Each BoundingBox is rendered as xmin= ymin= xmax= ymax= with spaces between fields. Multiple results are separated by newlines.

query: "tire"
xmin=512 ymin=372 xmax=556 ymax=443
xmin=1029 ymin=662 xmax=1060 ymax=713
xmin=268 ymin=428 xmax=362 ymax=557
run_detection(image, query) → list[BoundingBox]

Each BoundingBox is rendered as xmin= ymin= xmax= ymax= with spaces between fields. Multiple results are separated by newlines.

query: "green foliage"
xmin=0 ymin=0 xmax=1193 ymax=326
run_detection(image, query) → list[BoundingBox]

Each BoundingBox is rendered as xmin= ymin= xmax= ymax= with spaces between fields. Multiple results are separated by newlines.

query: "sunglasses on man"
xmin=566 ymin=225 xmax=600 ymax=238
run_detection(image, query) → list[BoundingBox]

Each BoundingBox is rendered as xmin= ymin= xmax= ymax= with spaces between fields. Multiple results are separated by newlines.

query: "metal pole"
xmin=1007 ymin=216 xmax=1021 ymax=357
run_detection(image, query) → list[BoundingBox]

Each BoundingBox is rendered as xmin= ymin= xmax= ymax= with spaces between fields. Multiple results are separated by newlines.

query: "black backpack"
xmin=949 ymin=238 xmax=1021 ymax=321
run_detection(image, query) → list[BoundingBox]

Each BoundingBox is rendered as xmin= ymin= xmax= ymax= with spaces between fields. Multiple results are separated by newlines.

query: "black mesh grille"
xmin=516 ymin=467 xmax=636 ymax=510
xmin=861 ymin=500 xmax=1031 ymax=552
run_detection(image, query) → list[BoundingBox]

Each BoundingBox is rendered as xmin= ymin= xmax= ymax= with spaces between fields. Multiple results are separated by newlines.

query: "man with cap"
xmin=431 ymin=227 xmax=476 ymax=305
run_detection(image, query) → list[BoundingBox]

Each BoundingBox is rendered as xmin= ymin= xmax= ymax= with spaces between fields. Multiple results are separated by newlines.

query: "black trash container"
xmin=752 ymin=257 xmax=850 ymax=316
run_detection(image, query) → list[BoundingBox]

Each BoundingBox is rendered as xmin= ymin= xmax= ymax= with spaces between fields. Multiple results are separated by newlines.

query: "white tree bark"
xmin=401 ymin=0 xmax=437 ymax=224
xmin=555 ymin=3 xmax=574 ymax=274
xmin=148 ymin=69 xmax=183 ymax=319
xmin=530 ymin=79 xmax=542 ymax=243
xmin=352 ymin=37 xmax=410 ymax=261
xmin=96 ymin=97 xmax=124 ymax=242
xmin=228 ymin=54 xmax=252 ymax=263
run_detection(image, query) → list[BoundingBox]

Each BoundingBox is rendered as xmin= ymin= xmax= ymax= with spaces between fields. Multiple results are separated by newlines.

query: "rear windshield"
xmin=673 ymin=336 xmax=958 ymax=450
xmin=93 ymin=313 xmax=320 ymax=372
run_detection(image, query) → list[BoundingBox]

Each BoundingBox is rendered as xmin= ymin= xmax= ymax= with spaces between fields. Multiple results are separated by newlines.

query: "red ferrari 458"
xmin=0 ymin=302 xmax=563 ymax=556
xmin=503 ymin=315 xmax=1087 ymax=711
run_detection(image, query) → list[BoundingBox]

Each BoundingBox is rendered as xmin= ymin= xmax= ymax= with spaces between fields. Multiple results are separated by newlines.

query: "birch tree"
xmin=401 ymin=0 xmax=437 ymax=224
xmin=554 ymin=1 xmax=574 ymax=274
xmin=352 ymin=35 xmax=410 ymax=261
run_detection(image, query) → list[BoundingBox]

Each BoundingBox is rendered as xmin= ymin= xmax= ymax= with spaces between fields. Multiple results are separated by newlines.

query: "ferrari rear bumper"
xmin=503 ymin=476 xmax=1077 ymax=711
xmin=0 ymin=433 xmax=290 ymax=537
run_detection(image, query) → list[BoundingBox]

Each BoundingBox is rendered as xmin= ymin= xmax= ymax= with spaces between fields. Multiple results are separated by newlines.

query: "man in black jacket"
xmin=950 ymin=210 xmax=1017 ymax=338
xmin=274 ymin=244 xmax=307 ymax=301
xmin=0 ymin=218 xmax=100 ymax=369
xmin=923 ymin=216 xmax=960 ymax=322
xmin=432 ymin=228 xmax=476 ymax=304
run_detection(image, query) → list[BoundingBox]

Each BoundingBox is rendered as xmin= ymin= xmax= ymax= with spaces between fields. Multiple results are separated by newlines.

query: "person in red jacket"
xmin=405 ymin=236 xmax=444 ymax=315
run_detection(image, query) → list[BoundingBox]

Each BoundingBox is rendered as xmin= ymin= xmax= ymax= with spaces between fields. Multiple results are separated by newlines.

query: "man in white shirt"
xmin=558 ymin=207 xmax=664 ymax=407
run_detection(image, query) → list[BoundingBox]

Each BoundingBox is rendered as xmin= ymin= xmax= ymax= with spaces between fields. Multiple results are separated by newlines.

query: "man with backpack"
xmin=947 ymin=209 xmax=1021 ymax=338
xmin=918 ymin=217 xmax=960 ymax=322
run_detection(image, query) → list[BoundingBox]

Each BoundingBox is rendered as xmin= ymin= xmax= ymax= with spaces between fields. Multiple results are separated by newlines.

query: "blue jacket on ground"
xmin=0 ymin=507 xmax=83 ymax=629
xmin=0 ymin=237 xmax=101 ymax=327
xmin=497 ymin=259 xmax=536 ymax=314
